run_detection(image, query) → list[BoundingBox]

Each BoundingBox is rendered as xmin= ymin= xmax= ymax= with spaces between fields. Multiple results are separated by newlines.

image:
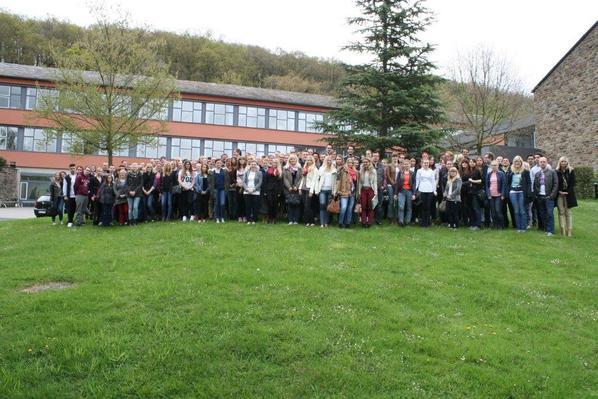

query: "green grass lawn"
xmin=1 ymin=202 xmax=597 ymax=398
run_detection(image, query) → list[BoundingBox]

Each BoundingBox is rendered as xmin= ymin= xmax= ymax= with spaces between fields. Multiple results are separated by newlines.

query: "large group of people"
xmin=46 ymin=145 xmax=578 ymax=237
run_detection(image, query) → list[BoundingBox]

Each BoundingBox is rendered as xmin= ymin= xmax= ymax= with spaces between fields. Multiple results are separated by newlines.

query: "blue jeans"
xmin=509 ymin=191 xmax=527 ymax=231
xmin=52 ymin=196 xmax=64 ymax=222
xmin=375 ymin=186 xmax=384 ymax=223
xmin=160 ymin=191 xmax=172 ymax=220
xmin=213 ymin=189 xmax=226 ymax=220
xmin=489 ymin=196 xmax=503 ymax=228
xmin=127 ymin=196 xmax=141 ymax=221
xmin=537 ymin=196 xmax=555 ymax=233
xmin=319 ymin=190 xmax=332 ymax=225
xmin=145 ymin=194 xmax=156 ymax=220
xmin=338 ymin=195 xmax=355 ymax=226
xmin=397 ymin=189 xmax=412 ymax=225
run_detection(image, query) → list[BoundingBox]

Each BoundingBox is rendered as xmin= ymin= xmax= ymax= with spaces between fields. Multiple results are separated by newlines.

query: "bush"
xmin=575 ymin=166 xmax=596 ymax=199
xmin=0 ymin=156 xmax=6 ymax=169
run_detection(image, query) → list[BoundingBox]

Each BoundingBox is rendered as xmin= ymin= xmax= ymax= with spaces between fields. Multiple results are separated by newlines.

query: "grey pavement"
xmin=0 ymin=206 xmax=36 ymax=221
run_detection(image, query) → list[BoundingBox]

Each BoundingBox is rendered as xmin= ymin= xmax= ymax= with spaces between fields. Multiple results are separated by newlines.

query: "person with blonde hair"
xmin=556 ymin=156 xmax=577 ymax=237
xmin=314 ymin=155 xmax=337 ymax=227
xmin=299 ymin=155 xmax=319 ymax=226
xmin=282 ymin=154 xmax=302 ymax=224
xmin=506 ymin=156 xmax=532 ymax=232
xmin=358 ymin=157 xmax=378 ymax=228
xmin=443 ymin=167 xmax=462 ymax=229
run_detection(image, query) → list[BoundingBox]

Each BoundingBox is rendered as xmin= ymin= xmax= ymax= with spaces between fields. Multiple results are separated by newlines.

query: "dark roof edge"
xmin=532 ymin=20 xmax=597 ymax=93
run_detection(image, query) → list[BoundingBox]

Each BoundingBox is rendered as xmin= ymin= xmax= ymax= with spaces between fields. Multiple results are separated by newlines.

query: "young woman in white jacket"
xmin=314 ymin=156 xmax=337 ymax=227
xmin=299 ymin=156 xmax=319 ymax=227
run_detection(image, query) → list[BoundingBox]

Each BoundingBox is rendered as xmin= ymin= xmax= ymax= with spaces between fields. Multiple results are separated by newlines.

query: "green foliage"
xmin=0 ymin=202 xmax=596 ymax=397
xmin=0 ymin=156 xmax=6 ymax=168
xmin=31 ymin=8 xmax=178 ymax=165
xmin=319 ymin=0 xmax=444 ymax=156
xmin=574 ymin=166 xmax=596 ymax=199
xmin=0 ymin=11 xmax=345 ymax=96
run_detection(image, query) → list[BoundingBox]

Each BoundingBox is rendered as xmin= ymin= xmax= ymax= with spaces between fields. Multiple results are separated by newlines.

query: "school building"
xmin=0 ymin=62 xmax=336 ymax=203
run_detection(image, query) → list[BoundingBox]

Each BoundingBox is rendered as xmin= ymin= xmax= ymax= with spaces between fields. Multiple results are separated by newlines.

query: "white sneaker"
xmin=220 ymin=219 xmax=225 ymax=223
xmin=67 ymin=223 xmax=73 ymax=227
xmin=216 ymin=219 xmax=220 ymax=224
xmin=52 ymin=222 xmax=57 ymax=226
xmin=288 ymin=222 xmax=293 ymax=225
xmin=546 ymin=232 xmax=553 ymax=237
xmin=252 ymin=222 xmax=256 ymax=225
xmin=182 ymin=216 xmax=187 ymax=222
xmin=60 ymin=221 xmax=64 ymax=225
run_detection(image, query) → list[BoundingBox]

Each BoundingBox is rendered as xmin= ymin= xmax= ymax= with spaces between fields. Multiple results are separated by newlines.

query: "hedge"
xmin=575 ymin=166 xmax=596 ymax=199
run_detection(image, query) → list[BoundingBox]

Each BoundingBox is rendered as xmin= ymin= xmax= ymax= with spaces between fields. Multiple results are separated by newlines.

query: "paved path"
xmin=0 ymin=207 xmax=36 ymax=221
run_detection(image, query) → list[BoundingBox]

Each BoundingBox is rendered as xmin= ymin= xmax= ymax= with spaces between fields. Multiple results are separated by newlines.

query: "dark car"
xmin=34 ymin=195 xmax=53 ymax=217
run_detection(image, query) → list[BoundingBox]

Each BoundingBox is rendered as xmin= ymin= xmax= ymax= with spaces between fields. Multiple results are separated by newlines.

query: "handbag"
xmin=327 ymin=196 xmax=340 ymax=214
xmin=47 ymin=206 xmax=58 ymax=217
xmin=171 ymin=185 xmax=182 ymax=195
xmin=414 ymin=191 xmax=422 ymax=206
xmin=285 ymin=191 xmax=300 ymax=205
xmin=354 ymin=203 xmax=362 ymax=214
xmin=438 ymin=200 xmax=447 ymax=213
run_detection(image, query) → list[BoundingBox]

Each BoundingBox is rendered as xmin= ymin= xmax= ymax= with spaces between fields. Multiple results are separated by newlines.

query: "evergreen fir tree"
xmin=321 ymin=0 xmax=444 ymax=156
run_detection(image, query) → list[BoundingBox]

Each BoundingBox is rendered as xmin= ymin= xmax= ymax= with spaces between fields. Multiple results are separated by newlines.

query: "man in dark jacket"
xmin=533 ymin=157 xmax=559 ymax=236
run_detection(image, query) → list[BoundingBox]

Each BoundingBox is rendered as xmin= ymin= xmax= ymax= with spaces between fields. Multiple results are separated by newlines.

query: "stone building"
xmin=533 ymin=21 xmax=597 ymax=170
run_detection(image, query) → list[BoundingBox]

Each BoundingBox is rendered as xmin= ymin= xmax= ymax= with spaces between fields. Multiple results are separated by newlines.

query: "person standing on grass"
xmin=555 ymin=156 xmax=577 ymax=237
xmin=385 ymin=155 xmax=400 ymax=224
xmin=486 ymin=160 xmax=507 ymax=229
xmin=63 ymin=163 xmax=78 ymax=227
xmin=114 ymin=169 xmax=129 ymax=225
xmin=283 ymin=154 xmax=302 ymax=225
xmin=299 ymin=155 xmax=319 ymax=227
xmin=458 ymin=159 xmax=472 ymax=227
xmin=126 ymin=163 xmax=143 ymax=226
xmin=236 ymin=157 xmax=248 ymax=222
xmin=160 ymin=162 xmax=174 ymax=221
xmin=73 ymin=167 xmax=90 ymax=227
xmin=243 ymin=160 xmax=263 ymax=224
xmin=49 ymin=172 xmax=64 ymax=225
xmin=415 ymin=159 xmax=436 ymax=227
xmin=468 ymin=158 xmax=484 ymax=230
xmin=336 ymin=158 xmax=358 ymax=228
xmin=394 ymin=159 xmax=416 ymax=227
xmin=178 ymin=160 xmax=194 ymax=222
xmin=506 ymin=156 xmax=531 ymax=233
xmin=193 ymin=163 xmax=211 ymax=223
xmin=264 ymin=158 xmax=283 ymax=224
xmin=227 ymin=157 xmax=239 ymax=221
xmin=210 ymin=159 xmax=229 ymax=224
xmin=358 ymin=157 xmax=378 ymax=228
xmin=533 ymin=157 xmax=559 ymax=236
xmin=98 ymin=174 xmax=115 ymax=227
xmin=88 ymin=168 xmax=102 ymax=225
xmin=443 ymin=167 xmax=462 ymax=229
xmin=314 ymin=155 xmax=337 ymax=228
xmin=143 ymin=164 xmax=156 ymax=222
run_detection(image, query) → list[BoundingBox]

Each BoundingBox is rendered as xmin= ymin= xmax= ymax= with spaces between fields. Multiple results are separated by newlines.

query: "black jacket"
xmin=556 ymin=169 xmax=578 ymax=208
xmin=161 ymin=173 xmax=174 ymax=194
xmin=506 ymin=170 xmax=532 ymax=204
xmin=126 ymin=171 xmax=144 ymax=197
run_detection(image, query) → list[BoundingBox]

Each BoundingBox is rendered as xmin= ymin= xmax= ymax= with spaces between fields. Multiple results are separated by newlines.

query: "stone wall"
xmin=0 ymin=165 xmax=19 ymax=202
xmin=534 ymin=23 xmax=598 ymax=171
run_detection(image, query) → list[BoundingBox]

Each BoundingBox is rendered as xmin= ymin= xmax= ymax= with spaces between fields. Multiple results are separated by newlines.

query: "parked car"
xmin=34 ymin=195 xmax=52 ymax=217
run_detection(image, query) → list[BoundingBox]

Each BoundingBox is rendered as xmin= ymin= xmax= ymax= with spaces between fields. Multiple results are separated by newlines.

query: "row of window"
xmin=0 ymin=84 xmax=326 ymax=133
xmin=0 ymin=125 xmax=302 ymax=159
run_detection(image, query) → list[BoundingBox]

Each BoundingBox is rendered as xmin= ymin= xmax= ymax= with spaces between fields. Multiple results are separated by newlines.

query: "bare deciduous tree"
xmin=444 ymin=46 xmax=529 ymax=153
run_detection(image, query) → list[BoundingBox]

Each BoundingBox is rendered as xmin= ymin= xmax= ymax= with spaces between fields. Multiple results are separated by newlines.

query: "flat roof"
xmin=0 ymin=62 xmax=338 ymax=109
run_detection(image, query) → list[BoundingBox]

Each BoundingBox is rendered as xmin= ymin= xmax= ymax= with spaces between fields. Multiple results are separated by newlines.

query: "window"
xmin=171 ymin=137 xmax=201 ymax=160
xmin=172 ymin=100 xmax=202 ymax=123
xmin=25 ymin=87 xmax=59 ymax=110
xmin=0 ymin=85 xmax=22 ymax=109
xmin=238 ymin=106 xmax=266 ymax=128
xmin=205 ymin=103 xmax=234 ymax=125
xmin=204 ymin=140 xmax=233 ymax=158
xmin=268 ymin=144 xmax=295 ymax=155
xmin=23 ymin=128 xmax=56 ymax=153
xmin=236 ymin=142 xmax=265 ymax=157
xmin=0 ymin=126 xmax=17 ymax=150
xmin=268 ymin=109 xmax=296 ymax=131
xmin=136 ymin=137 xmax=167 ymax=159
xmin=298 ymin=112 xmax=324 ymax=133
xmin=61 ymin=133 xmax=84 ymax=154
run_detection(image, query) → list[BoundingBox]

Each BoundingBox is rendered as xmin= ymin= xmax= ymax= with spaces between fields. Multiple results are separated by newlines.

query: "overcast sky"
xmin=2 ymin=0 xmax=596 ymax=93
